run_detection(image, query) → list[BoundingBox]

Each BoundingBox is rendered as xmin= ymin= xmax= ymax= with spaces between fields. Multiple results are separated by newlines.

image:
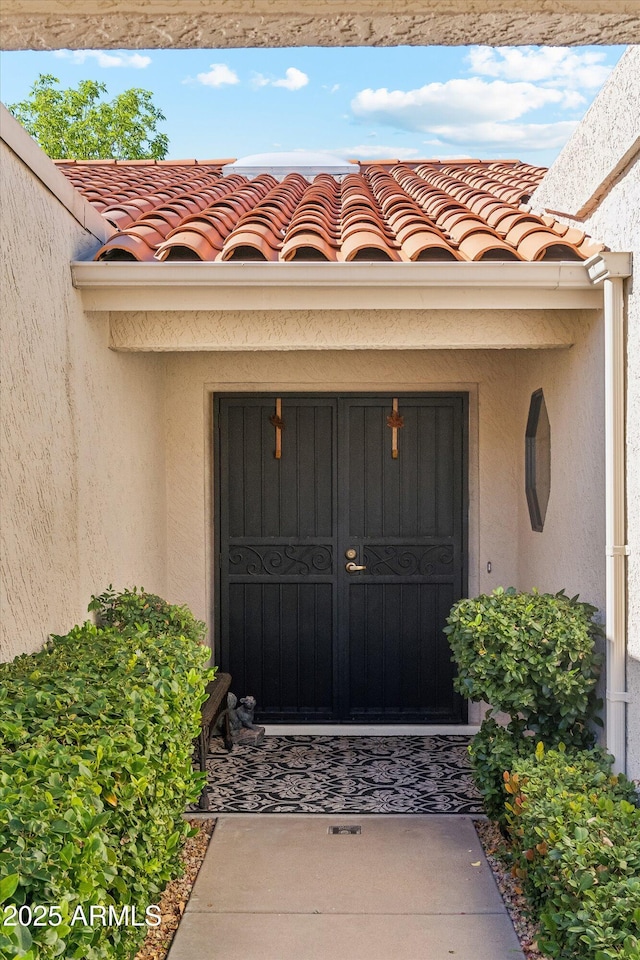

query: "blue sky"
xmin=0 ymin=44 xmax=627 ymax=167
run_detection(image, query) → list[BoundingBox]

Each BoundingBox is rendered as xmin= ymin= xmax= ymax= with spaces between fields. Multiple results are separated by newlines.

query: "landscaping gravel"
xmin=475 ymin=818 xmax=552 ymax=960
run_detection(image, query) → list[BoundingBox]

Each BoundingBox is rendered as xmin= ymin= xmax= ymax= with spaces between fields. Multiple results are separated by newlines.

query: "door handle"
xmin=345 ymin=561 xmax=367 ymax=572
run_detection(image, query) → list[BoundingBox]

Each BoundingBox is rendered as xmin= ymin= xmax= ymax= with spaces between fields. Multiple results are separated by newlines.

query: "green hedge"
xmin=504 ymin=746 xmax=640 ymax=960
xmin=446 ymin=587 xmax=603 ymax=742
xmin=446 ymin=587 xmax=603 ymax=830
xmin=446 ymin=587 xmax=639 ymax=956
xmin=468 ymin=718 xmax=538 ymax=825
xmin=0 ymin=589 xmax=212 ymax=960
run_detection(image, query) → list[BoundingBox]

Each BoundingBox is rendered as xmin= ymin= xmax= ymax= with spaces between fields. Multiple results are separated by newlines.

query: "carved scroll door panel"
xmin=338 ymin=397 xmax=467 ymax=723
xmin=217 ymin=394 xmax=467 ymax=723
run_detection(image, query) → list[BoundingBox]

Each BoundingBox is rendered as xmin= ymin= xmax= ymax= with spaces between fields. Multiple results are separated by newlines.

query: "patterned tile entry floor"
xmin=200 ymin=735 xmax=484 ymax=814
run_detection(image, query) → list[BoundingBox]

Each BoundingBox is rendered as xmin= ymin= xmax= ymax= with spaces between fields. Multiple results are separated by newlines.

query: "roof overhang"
xmin=71 ymin=261 xmax=602 ymax=312
xmin=3 ymin=1 xmax=639 ymax=50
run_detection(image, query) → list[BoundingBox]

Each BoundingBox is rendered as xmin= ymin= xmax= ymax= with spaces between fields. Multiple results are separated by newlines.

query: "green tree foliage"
xmin=8 ymin=74 xmax=169 ymax=160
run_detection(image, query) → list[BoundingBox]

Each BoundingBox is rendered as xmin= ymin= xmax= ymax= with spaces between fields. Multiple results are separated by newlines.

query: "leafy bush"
xmin=447 ymin=588 xmax=638 ymax=957
xmin=447 ymin=587 xmax=603 ymax=826
xmin=0 ymin=591 xmax=212 ymax=960
xmin=88 ymin=585 xmax=206 ymax=645
xmin=468 ymin=718 xmax=537 ymax=826
xmin=445 ymin=587 xmax=603 ymax=743
xmin=504 ymin=745 xmax=640 ymax=959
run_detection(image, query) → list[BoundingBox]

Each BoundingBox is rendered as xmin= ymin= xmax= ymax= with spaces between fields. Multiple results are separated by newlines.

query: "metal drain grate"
xmin=329 ymin=825 xmax=362 ymax=835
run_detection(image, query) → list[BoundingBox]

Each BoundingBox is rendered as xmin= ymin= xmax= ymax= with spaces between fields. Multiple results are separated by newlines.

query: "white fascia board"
xmin=71 ymin=260 xmax=602 ymax=312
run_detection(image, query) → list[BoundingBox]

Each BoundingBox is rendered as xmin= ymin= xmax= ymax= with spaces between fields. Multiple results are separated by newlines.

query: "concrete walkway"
xmin=168 ymin=815 xmax=525 ymax=960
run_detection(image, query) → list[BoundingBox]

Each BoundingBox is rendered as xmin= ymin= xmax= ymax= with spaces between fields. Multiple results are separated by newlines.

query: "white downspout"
xmin=586 ymin=252 xmax=632 ymax=774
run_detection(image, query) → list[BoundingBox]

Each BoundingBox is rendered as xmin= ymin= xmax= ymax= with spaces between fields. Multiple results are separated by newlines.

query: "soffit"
xmin=2 ymin=1 xmax=639 ymax=49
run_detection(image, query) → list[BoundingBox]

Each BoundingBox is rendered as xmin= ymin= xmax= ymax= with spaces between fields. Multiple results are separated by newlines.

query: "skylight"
xmin=222 ymin=151 xmax=357 ymax=181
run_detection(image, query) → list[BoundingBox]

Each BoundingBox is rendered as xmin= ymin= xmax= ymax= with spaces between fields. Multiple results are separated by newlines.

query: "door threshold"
xmin=263 ymin=724 xmax=480 ymax=736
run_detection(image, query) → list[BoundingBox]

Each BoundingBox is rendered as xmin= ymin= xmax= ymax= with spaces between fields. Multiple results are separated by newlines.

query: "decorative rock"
xmin=233 ymin=726 xmax=265 ymax=747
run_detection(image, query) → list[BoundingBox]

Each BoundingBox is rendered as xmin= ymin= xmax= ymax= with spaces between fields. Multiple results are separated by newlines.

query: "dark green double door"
xmin=216 ymin=394 xmax=467 ymax=724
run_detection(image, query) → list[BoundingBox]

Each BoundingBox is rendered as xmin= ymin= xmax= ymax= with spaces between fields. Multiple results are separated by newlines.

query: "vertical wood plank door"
xmin=217 ymin=394 xmax=467 ymax=723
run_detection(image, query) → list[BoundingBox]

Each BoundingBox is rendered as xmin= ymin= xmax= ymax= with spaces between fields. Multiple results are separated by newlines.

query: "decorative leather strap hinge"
xmin=386 ymin=398 xmax=404 ymax=459
xmin=269 ymin=398 xmax=285 ymax=459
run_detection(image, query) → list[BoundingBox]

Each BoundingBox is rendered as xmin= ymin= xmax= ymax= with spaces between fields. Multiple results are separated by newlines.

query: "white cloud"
xmin=351 ymin=78 xmax=566 ymax=133
xmin=252 ymin=67 xmax=309 ymax=91
xmin=424 ymin=151 xmax=473 ymax=160
xmin=272 ymin=67 xmax=309 ymax=91
xmin=53 ymin=50 xmax=151 ymax=69
xmin=429 ymin=120 xmax=580 ymax=152
xmin=467 ymin=46 xmax=613 ymax=90
xmin=251 ymin=73 xmax=271 ymax=89
xmin=329 ymin=144 xmax=421 ymax=159
xmin=196 ymin=63 xmax=239 ymax=87
xmin=347 ymin=48 xmax=610 ymax=160
xmin=561 ymin=90 xmax=587 ymax=109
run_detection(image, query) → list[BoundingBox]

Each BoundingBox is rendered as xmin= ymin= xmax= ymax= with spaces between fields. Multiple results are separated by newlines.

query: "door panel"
xmin=220 ymin=397 xmax=338 ymax=721
xmin=225 ymin=399 xmax=334 ymax=539
xmin=228 ymin=582 xmax=335 ymax=719
xmin=339 ymin=397 xmax=465 ymax=722
xmin=348 ymin=582 xmax=457 ymax=719
xmin=217 ymin=393 xmax=467 ymax=723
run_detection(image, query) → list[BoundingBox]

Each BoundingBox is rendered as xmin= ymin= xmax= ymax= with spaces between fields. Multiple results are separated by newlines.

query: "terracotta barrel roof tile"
xmin=516 ymin=232 xmax=582 ymax=262
xmin=505 ymin=219 xmax=558 ymax=246
xmin=578 ymin=237 xmax=605 ymax=257
xmin=400 ymin=230 xmax=463 ymax=262
xmin=60 ymin=159 xmax=603 ymax=265
xmin=220 ymin=231 xmax=280 ymax=261
xmin=120 ymin=222 xmax=168 ymax=250
xmin=165 ymin=216 xmax=228 ymax=249
xmin=458 ymin=233 xmax=522 ymax=261
xmin=281 ymin=232 xmax=338 ymax=261
xmin=340 ymin=229 xmax=400 ymax=262
xmin=157 ymin=229 xmax=221 ymax=262
xmin=93 ymin=232 xmax=156 ymax=261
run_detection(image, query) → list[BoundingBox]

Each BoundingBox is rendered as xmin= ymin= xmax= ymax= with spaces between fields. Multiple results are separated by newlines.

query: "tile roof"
xmin=56 ymin=158 xmax=603 ymax=264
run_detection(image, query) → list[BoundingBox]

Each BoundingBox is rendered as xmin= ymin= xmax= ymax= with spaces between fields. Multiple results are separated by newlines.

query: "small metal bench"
xmin=196 ymin=671 xmax=232 ymax=809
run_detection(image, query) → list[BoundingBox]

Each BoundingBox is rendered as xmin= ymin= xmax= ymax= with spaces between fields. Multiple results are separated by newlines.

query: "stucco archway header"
xmin=2 ymin=0 xmax=639 ymax=50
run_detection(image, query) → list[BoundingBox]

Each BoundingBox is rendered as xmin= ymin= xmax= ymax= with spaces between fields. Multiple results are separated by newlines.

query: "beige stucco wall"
xmin=516 ymin=312 xmax=606 ymax=611
xmin=163 ymin=349 xmax=519 ymax=624
xmin=515 ymin=313 xmax=607 ymax=735
xmin=0 ymin=129 xmax=168 ymax=662
xmin=161 ymin=343 xmax=601 ymax=629
xmin=2 ymin=0 xmax=638 ymax=49
xmin=162 ymin=337 xmax=605 ymax=733
xmin=159 ymin=328 xmax=605 ymax=735
xmin=533 ymin=44 xmax=640 ymax=778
